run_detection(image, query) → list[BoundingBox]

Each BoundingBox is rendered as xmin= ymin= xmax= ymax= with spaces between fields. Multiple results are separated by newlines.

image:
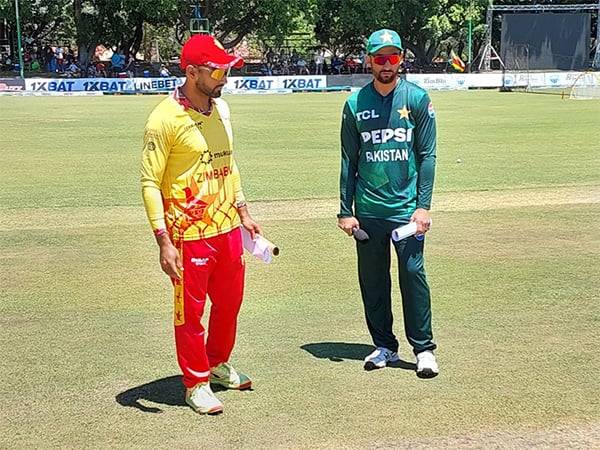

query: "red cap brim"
xmin=204 ymin=55 xmax=244 ymax=70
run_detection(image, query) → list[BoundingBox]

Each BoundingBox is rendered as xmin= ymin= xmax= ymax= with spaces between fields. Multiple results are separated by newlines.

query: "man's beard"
xmin=210 ymin=87 xmax=223 ymax=98
xmin=196 ymin=80 xmax=223 ymax=98
xmin=375 ymin=70 xmax=398 ymax=84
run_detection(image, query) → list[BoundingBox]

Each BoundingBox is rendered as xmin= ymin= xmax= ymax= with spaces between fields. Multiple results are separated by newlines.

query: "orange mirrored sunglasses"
xmin=196 ymin=65 xmax=231 ymax=80
xmin=372 ymin=54 xmax=401 ymax=66
xmin=209 ymin=67 xmax=231 ymax=80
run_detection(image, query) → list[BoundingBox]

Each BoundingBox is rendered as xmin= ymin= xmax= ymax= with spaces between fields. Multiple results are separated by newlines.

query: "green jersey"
xmin=338 ymin=79 xmax=437 ymax=221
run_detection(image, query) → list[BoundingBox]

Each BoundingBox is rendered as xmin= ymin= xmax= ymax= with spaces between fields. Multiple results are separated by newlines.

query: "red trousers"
xmin=173 ymin=228 xmax=245 ymax=388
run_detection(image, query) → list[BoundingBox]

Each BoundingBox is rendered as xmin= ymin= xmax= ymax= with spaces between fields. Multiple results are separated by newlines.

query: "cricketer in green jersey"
xmin=337 ymin=29 xmax=439 ymax=378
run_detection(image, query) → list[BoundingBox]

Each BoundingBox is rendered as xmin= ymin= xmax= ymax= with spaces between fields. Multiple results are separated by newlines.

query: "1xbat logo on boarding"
xmin=282 ymin=78 xmax=323 ymax=89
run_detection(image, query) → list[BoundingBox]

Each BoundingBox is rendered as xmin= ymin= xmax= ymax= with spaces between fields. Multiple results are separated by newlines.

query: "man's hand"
xmin=157 ymin=234 xmax=182 ymax=280
xmin=410 ymin=208 xmax=431 ymax=235
xmin=241 ymin=216 xmax=263 ymax=240
xmin=337 ymin=216 xmax=360 ymax=236
xmin=238 ymin=205 xmax=263 ymax=239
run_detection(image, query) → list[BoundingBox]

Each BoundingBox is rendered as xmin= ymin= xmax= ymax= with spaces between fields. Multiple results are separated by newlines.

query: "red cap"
xmin=180 ymin=34 xmax=244 ymax=70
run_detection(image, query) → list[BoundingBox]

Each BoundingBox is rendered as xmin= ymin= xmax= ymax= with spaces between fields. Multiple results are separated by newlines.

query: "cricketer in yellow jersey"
xmin=140 ymin=34 xmax=261 ymax=415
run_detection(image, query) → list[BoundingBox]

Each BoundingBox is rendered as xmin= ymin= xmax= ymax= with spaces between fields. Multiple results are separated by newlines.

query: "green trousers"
xmin=356 ymin=217 xmax=436 ymax=355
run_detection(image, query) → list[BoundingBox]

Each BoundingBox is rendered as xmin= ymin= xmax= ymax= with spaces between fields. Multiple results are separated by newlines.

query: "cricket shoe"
xmin=363 ymin=347 xmax=400 ymax=371
xmin=210 ymin=362 xmax=252 ymax=390
xmin=416 ymin=351 xmax=439 ymax=378
xmin=185 ymin=382 xmax=224 ymax=415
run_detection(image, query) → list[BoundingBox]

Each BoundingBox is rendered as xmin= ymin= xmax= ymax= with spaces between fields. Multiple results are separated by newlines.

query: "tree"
xmin=0 ymin=0 xmax=73 ymax=50
xmin=73 ymin=0 xmax=183 ymax=65
xmin=72 ymin=0 xmax=310 ymax=64
xmin=174 ymin=0 xmax=311 ymax=49
xmin=310 ymin=0 xmax=490 ymax=66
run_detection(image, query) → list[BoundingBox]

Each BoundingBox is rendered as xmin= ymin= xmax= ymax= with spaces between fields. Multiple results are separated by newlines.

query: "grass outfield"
xmin=0 ymin=91 xmax=599 ymax=448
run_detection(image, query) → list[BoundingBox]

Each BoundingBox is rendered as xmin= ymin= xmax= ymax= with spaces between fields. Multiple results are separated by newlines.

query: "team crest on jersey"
xmin=428 ymin=102 xmax=435 ymax=118
xmin=146 ymin=141 xmax=156 ymax=151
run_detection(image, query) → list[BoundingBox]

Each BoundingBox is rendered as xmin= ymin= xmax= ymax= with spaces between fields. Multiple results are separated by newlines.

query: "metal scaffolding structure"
xmin=190 ymin=0 xmax=210 ymax=34
xmin=480 ymin=2 xmax=600 ymax=71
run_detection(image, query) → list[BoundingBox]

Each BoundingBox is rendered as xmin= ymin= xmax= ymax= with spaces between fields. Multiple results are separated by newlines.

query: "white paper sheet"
xmin=390 ymin=219 xmax=432 ymax=242
xmin=241 ymin=227 xmax=279 ymax=263
xmin=391 ymin=222 xmax=418 ymax=242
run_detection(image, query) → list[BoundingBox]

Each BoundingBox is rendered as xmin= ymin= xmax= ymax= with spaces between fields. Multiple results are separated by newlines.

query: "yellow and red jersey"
xmin=141 ymin=90 xmax=245 ymax=242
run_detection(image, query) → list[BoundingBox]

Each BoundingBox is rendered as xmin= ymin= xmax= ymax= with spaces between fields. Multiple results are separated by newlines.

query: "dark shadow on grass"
xmin=301 ymin=342 xmax=416 ymax=370
xmin=116 ymin=375 xmax=186 ymax=413
xmin=116 ymin=375 xmax=236 ymax=413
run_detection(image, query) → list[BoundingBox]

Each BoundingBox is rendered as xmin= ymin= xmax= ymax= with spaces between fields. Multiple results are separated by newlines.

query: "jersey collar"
xmin=172 ymin=86 xmax=213 ymax=115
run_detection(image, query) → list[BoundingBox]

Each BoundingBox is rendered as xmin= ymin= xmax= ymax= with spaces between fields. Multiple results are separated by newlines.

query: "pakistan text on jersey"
xmin=365 ymin=149 xmax=410 ymax=163
xmin=361 ymin=128 xmax=413 ymax=144
xmin=197 ymin=166 xmax=233 ymax=181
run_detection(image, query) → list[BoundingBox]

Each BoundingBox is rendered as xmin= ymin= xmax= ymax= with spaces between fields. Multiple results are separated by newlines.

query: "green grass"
xmin=1 ymin=90 xmax=599 ymax=208
xmin=0 ymin=91 xmax=599 ymax=448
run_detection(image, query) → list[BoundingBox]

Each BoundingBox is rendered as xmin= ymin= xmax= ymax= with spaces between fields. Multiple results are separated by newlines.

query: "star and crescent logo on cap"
xmin=380 ymin=31 xmax=394 ymax=43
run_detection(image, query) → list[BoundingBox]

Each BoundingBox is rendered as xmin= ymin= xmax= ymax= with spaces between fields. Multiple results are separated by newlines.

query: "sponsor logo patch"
xmin=191 ymin=257 xmax=209 ymax=266
xmin=428 ymin=102 xmax=435 ymax=118
xmin=361 ymin=128 xmax=413 ymax=144
xmin=200 ymin=149 xmax=213 ymax=164
xmin=356 ymin=109 xmax=380 ymax=121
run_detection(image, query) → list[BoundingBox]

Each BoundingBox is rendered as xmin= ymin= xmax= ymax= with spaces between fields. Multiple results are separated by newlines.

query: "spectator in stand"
xmin=281 ymin=55 xmax=291 ymax=75
xmin=24 ymin=49 xmax=31 ymax=69
xmin=1 ymin=54 xmax=9 ymax=71
xmin=56 ymin=46 xmax=65 ymax=72
xmin=323 ymin=52 xmax=331 ymax=74
xmin=159 ymin=64 xmax=171 ymax=77
xmin=260 ymin=59 xmax=271 ymax=76
xmin=43 ymin=44 xmax=54 ymax=71
xmin=64 ymin=48 xmax=74 ymax=65
xmin=345 ymin=56 xmax=361 ymax=74
xmin=265 ymin=47 xmax=275 ymax=75
xmin=360 ymin=49 xmax=368 ymax=73
xmin=66 ymin=60 xmax=81 ymax=77
xmin=48 ymin=47 xmax=58 ymax=73
xmin=111 ymin=49 xmax=126 ymax=76
xmin=87 ymin=64 xmax=97 ymax=77
xmin=28 ymin=47 xmax=38 ymax=66
xmin=296 ymin=56 xmax=309 ymax=75
xmin=314 ymin=49 xmax=324 ymax=75
xmin=331 ymin=55 xmax=344 ymax=74
xmin=271 ymin=53 xmax=282 ymax=75
xmin=94 ymin=59 xmax=108 ymax=78
xmin=125 ymin=54 xmax=135 ymax=76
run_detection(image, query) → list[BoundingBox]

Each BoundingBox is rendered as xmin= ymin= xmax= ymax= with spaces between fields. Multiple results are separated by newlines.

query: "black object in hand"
xmin=352 ymin=227 xmax=369 ymax=242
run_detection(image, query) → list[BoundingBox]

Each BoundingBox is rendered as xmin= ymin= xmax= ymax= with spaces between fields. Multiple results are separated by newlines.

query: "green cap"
xmin=366 ymin=29 xmax=403 ymax=54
